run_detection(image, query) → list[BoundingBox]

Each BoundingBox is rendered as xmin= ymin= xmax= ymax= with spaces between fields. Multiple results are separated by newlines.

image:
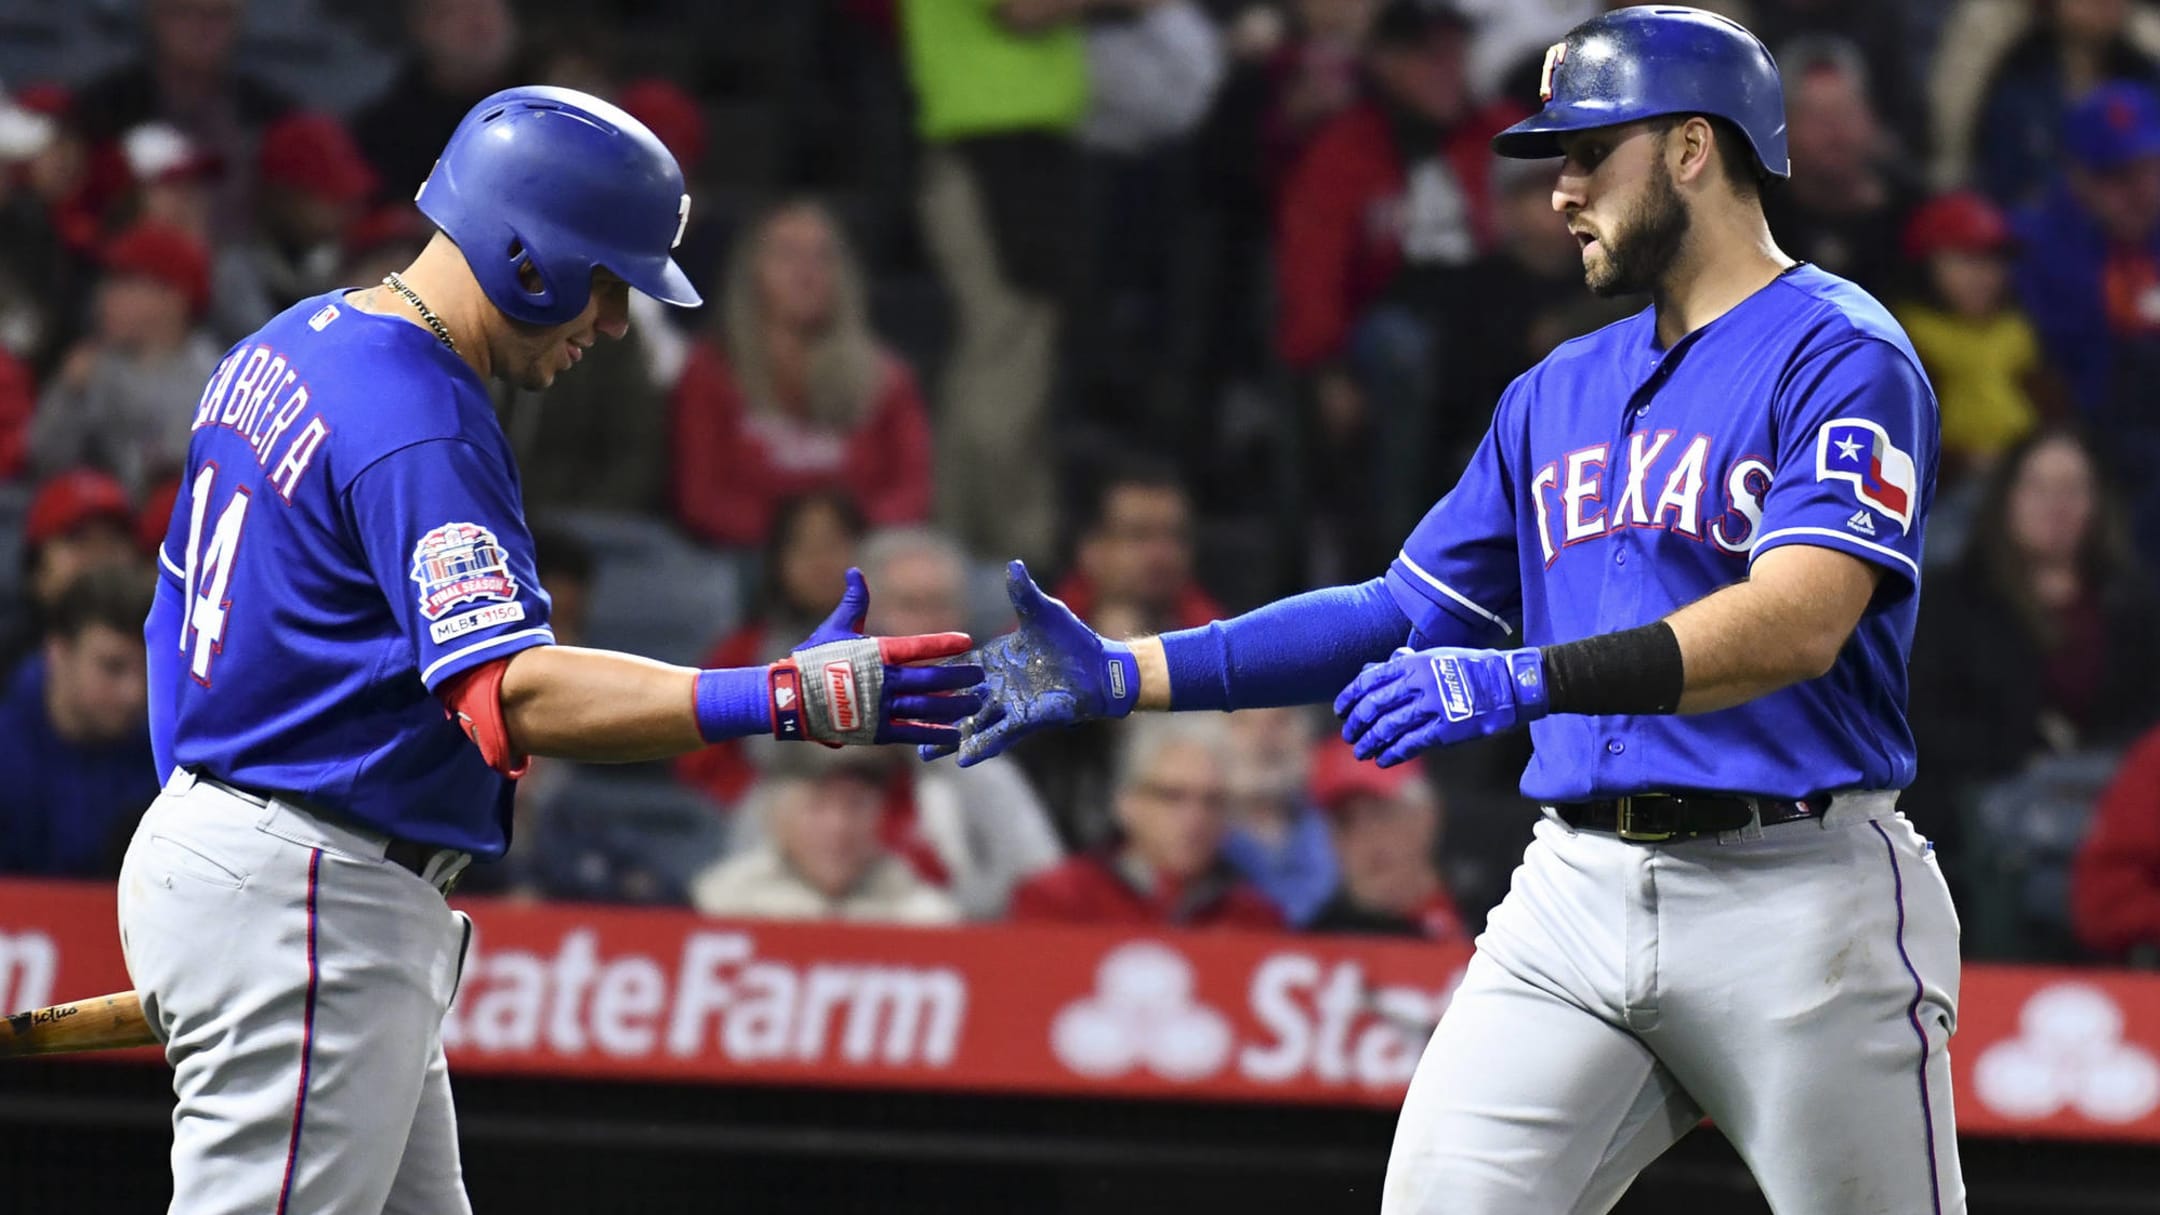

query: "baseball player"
xmin=120 ymin=87 xmax=982 ymax=1214
xmin=944 ymin=9 xmax=1961 ymax=1213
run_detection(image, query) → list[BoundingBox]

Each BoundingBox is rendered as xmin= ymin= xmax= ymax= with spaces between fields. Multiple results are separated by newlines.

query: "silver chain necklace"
xmin=382 ymin=272 xmax=458 ymax=353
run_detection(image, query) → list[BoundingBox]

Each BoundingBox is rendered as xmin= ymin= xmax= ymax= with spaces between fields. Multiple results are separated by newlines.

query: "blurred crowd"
xmin=4 ymin=0 xmax=2160 ymax=965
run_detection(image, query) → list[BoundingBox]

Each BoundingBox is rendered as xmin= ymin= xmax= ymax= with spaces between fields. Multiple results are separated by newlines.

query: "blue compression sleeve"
xmin=145 ymin=563 xmax=184 ymax=782
xmin=694 ymin=666 xmax=773 ymax=742
xmin=1160 ymin=578 xmax=1415 ymax=711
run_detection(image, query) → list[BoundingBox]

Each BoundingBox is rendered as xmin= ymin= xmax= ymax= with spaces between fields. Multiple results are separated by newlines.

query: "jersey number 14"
xmin=180 ymin=463 xmax=250 ymax=683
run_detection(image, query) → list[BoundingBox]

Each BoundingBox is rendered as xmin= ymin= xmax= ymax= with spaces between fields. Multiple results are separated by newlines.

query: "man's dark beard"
xmin=1585 ymin=161 xmax=1690 ymax=298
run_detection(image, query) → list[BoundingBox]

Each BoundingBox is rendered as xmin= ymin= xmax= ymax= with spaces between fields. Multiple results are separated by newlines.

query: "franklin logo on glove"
xmin=1434 ymin=656 xmax=1474 ymax=722
xmin=824 ymin=662 xmax=859 ymax=733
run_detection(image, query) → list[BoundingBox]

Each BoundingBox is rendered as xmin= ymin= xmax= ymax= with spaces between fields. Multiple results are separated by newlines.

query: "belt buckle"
xmin=1614 ymin=795 xmax=1676 ymax=843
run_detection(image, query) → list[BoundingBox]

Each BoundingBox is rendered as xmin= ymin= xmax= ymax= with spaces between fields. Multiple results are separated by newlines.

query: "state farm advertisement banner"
xmin=434 ymin=903 xmax=1461 ymax=1104
xmin=3 ymin=879 xmax=2159 ymax=1141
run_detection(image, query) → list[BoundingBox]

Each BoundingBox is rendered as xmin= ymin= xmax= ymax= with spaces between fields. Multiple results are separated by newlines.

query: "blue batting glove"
xmin=919 ymin=560 xmax=1142 ymax=767
xmin=1332 ymin=645 xmax=1550 ymax=767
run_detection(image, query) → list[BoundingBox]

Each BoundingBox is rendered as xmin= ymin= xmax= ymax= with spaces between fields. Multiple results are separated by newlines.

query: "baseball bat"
xmin=0 ymin=990 xmax=158 ymax=1057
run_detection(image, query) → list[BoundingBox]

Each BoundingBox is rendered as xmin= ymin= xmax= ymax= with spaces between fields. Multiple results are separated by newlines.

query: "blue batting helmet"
xmin=1491 ymin=6 xmax=1789 ymax=179
xmin=415 ymin=85 xmax=703 ymax=327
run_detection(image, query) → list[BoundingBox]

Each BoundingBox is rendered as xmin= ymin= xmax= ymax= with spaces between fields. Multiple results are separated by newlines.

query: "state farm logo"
xmin=1053 ymin=942 xmax=1233 ymax=1080
xmin=1975 ymin=983 xmax=2160 ymax=1124
xmin=1051 ymin=941 xmax=1466 ymax=1091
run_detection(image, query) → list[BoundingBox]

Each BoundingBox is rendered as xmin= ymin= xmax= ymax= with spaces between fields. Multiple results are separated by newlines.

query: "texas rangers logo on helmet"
xmin=1538 ymin=41 xmax=1568 ymax=102
xmin=1816 ymin=419 xmax=1917 ymax=529
xmin=410 ymin=521 xmax=518 ymax=621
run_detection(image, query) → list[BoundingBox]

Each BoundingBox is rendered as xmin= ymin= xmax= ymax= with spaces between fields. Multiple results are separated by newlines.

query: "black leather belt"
xmin=195 ymin=772 xmax=458 ymax=885
xmin=383 ymin=838 xmax=445 ymax=880
xmin=1552 ymin=793 xmax=1819 ymax=842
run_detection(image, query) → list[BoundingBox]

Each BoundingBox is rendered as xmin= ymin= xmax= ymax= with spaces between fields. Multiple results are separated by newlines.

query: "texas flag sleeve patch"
xmin=1816 ymin=418 xmax=1917 ymax=529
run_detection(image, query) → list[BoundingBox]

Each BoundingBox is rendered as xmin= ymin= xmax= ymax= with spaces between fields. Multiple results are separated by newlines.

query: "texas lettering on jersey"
xmin=1529 ymin=431 xmax=1772 ymax=562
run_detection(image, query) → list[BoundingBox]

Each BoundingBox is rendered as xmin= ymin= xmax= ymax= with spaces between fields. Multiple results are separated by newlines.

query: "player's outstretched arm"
xmin=933 ymin=561 xmax=1420 ymax=767
xmin=1334 ymin=545 xmax=1882 ymax=766
xmin=492 ymin=569 xmax=983 ymax=765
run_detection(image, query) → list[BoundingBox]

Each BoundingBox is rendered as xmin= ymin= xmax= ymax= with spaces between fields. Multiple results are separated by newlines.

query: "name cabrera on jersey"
xmin=1385 ymin=265 xmax=1939 ymax=802
xmin=155 ymin=292 xmax=554 ymax=857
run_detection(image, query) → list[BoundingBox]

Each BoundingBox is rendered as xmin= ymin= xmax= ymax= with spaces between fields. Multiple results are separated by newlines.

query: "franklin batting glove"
xmin=767 ymin=567 xmax=985 ymax=747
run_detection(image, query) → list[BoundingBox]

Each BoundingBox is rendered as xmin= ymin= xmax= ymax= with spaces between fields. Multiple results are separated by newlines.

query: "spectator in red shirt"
xmin=1257 ymin=0 xmax=1381 ymax=192
xmin=1028 ymin=462 xmax=1224 ymax=843
xmin=1011 ymin=715 xmax=1284 ymax=930
xmin=670 ymin=199 xmax=933 ymax=548
xmin=2071 ymin=721 xmax=2160 ymax=962
xmin=1302 ymin=736 xmax=1466 ymax=942
xmin=1274 ymin=0 xmax=1523 ymax=562
xmin=675 ymin=490 xmax=866 ymax=806
xmin=1052 ymin=459 xmax=1224 ymax=641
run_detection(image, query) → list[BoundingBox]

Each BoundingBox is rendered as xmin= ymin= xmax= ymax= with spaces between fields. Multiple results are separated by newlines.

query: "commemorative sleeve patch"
xmin=1815 ymin=418 xmax=1916 ymax=529
xmin=410 ymin=522 xmax=519 ymax=621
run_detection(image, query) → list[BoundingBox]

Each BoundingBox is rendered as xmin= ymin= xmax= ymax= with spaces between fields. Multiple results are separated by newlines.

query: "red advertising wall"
xmin=4 ymin=880 xmax=2155 ymax=1141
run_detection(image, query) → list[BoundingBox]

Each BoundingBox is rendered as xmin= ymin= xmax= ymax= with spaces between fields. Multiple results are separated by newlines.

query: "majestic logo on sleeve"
xmin=410 ymin=522 xmax=519 ymax=621
xmin=1817 ymin=419 xmax=1916 ymax=529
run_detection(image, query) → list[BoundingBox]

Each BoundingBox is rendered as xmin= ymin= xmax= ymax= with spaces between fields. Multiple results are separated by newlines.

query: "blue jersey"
xmin=152 ymin=293 xmax=554 ymax=856
xmin=1384 ymin=265 xmax=1938 ymax=802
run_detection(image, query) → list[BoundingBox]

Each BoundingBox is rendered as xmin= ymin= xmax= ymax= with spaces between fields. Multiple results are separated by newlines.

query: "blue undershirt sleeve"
xmin=694 ymin=665 xmax=774 ymax=742
xmin=1159 ymin=578 xmax=1423 ymax=711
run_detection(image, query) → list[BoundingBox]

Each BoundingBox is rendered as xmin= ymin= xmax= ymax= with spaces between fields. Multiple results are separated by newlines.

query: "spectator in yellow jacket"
xmin=1893 ymin=191 xmax=2064 ymax=484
